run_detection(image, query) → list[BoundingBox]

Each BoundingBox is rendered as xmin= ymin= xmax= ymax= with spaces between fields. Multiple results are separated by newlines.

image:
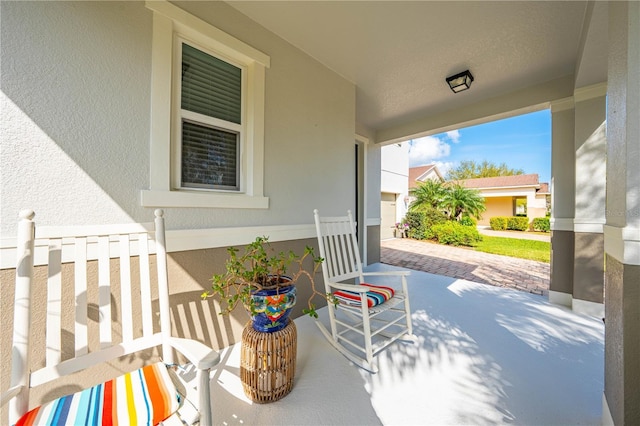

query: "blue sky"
xmin=407 ymin=109 xmax=551 ymax=183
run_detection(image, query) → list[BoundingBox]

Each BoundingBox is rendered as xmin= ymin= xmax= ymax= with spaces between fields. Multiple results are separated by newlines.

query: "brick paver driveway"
xmin=381 ymin=238 xmax=550 ymax=296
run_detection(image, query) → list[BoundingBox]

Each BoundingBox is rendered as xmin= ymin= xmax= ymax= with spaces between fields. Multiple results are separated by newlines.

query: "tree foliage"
xmin=408 ymin=180 xmax=446 ymax=211
xmin=440 ymin=183 xmax=486 ymax=221
xmin=447 ymin=160 xmax=524 ymax=180
xmin=408 ymin=180 xmax=486 ymax=221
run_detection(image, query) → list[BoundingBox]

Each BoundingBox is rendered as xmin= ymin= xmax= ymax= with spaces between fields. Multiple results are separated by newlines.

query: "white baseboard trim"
xmin=573 ymin=298 xmax=605 ymax=319
xmin=549 ymin=291 xmax=604 ymax=319
xmin=548 ymin=290 xmax=572 ymax=307
xmin=602 ymin=393 xmax=614 ymax=426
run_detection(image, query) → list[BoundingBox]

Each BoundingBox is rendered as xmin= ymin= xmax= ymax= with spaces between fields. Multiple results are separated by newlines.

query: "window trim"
xmin=175 ymin=37 xmax=244 ymax=192
xmin=142 ymin=0 xmax=270 ymax=209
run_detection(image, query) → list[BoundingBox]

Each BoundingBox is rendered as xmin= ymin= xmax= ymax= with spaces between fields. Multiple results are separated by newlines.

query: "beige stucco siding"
xmin=0 ymin=2 xmax=353 ymax=421
xmin=0 ymin=1 xmax=356 ymax=236
xmin=479 ymin=197 xmax=514 ymax=226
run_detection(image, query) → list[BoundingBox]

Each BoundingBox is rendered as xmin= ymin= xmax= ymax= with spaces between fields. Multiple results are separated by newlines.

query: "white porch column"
xmin=573 ymin=85 xmax=607 ymax=317
xmin=603 ymin=2 xmax=640 ymax=425
xmin=549 ymin=97 xmax=576 ymax=307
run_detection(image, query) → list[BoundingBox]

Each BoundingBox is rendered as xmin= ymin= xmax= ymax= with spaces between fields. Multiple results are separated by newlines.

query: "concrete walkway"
xmin=381 ymin=238 xmax=550 ymax=296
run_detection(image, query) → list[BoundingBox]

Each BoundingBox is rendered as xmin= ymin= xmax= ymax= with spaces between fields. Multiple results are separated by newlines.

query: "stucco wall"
xmin=1 ymin=2 xmax=355 ymax=420
xmin=0 ymin=1 xmax=356 ymax=236
xmin=480 ymin=197 xmax=514 ymax=226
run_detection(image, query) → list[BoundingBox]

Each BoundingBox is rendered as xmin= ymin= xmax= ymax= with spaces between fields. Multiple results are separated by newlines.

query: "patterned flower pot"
xmin=250 ymin=280 xmax=296 ymax=333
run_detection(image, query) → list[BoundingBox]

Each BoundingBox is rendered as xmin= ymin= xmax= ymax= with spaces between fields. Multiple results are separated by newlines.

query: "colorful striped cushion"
xmin=16 ymin=362 xmax=180 ymax=426
xmin=333 ymin=284 xmax=395 ymax=308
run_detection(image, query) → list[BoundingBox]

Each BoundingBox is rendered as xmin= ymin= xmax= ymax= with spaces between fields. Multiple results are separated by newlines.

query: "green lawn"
xmin=473 ymin=235 xmax=550 ymax=263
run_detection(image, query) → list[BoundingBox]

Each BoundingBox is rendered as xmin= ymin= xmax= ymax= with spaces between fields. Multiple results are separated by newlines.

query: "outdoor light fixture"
xmin=446 ymin=70 xmax=474 ymax=93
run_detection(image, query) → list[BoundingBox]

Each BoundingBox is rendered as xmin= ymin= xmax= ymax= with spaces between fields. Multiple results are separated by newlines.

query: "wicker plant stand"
xmin=240 ymin=319 xmax=297 ymax=403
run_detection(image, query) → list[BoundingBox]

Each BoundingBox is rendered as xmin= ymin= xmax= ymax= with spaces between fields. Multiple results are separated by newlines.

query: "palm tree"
xmin=408 ymin=180 xmax=446 ymax=211
xmin=440 ymin=183 xmax=486 ymax=221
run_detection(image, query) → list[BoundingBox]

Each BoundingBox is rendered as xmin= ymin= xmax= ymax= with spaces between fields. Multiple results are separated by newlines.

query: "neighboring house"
xmin=409 ymin=164 xmax=445 ymax=189
xmin=1 ymin=2 xmax=638 ymax=423
xmin=380 ymin=143 xmax=409 ymax=239
xmin=458 ymin=174 xmax=550 ymax=226
xmin=405 ymin=164 xmax=445 ymax=216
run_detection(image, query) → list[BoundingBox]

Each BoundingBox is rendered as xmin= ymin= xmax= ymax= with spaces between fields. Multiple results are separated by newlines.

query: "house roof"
xmin=537 ymin=182 xmax=550 ymax=194
xmin=409 ymin=165 xmax=443 ymax=188
xmin=458 ymin=174 xmax=541 ymax=189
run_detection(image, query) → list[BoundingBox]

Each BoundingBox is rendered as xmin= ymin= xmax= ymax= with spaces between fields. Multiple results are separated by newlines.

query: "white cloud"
xmin=446 ymin=130 xmax=461 ymax=143
xmin=408 ymin=136 xmax=451 ymax=167
xmin=434 ymin=161 xmax=455 ymax=178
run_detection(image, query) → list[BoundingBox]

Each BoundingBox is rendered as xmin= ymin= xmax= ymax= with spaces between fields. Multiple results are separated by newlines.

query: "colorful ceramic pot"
xmin=250 ymin=280 xmax=296 ymax=332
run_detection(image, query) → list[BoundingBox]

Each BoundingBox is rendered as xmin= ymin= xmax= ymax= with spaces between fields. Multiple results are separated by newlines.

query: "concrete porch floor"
xmin=204 ymin=264 xmax=604 ymax=425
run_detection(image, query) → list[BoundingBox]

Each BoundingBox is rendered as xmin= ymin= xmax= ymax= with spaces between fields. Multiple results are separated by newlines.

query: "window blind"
xmin=181 ymin=120 xmax=239 ymax=190
xmin=181 ymin=43 xmax=242 ymax=125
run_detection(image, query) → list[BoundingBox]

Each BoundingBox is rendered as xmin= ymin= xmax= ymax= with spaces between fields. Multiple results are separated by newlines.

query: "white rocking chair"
xmin=2 ymin=210 xmax=219 ymax=425
xmin=313 ymin=209 xmax=414 ymax=373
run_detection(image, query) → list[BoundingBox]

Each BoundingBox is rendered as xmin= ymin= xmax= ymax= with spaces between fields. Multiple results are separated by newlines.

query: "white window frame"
xmin=141 ymin=0 xmax=270 ymax=209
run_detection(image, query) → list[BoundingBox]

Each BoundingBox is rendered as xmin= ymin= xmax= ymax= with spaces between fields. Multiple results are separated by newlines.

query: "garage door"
xmin=381 ymin=192 xmax=397 ymax=240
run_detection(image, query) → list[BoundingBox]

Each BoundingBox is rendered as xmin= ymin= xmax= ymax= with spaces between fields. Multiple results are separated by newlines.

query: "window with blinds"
xmin=180 ymin=43 xmax=242 ymax=190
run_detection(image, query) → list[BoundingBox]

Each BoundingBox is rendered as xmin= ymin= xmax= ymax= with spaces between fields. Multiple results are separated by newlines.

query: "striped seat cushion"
xmin=16 ymin=362 xmax=180 ymax=426
xmin=333 ymin=284 xmax=395 ymax=308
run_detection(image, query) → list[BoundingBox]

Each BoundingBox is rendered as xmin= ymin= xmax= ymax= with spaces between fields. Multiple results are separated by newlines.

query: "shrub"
xmin=404 ymin=208 xmax=447 ymax=240
xmin=431 ymin=221 xmax=483 ymax=246
xmin=507 ymin=216 xmax=529 ymax=231
xmin=532 ymin=217 xmax=550 ymax=232
xmin=490 ymin=216 xmax=508 ymax=230
xmin=404 ymin=211 xmax=428 ymax=240
xmin=459 ymin=216 xmax=477 ymax=227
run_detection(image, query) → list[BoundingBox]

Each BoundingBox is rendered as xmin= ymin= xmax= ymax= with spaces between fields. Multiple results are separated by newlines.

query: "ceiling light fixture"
xmin=446 ymin=70 xmax=474 ymax=93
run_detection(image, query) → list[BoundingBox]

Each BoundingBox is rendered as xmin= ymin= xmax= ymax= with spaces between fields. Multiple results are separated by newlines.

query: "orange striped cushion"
xmin=16 ymin=362 xmax=180 ymax=426
xmin=333 ymin=284 xmax=395 ymax=308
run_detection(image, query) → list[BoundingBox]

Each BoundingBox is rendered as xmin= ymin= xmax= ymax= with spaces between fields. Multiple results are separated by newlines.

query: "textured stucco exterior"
xmin=604 ymin=256 xmax=640 ymax=425
xmin=0 ymin=2 xmax=359 ymax=421
xmin=603 ymin=2 xmax=640 ymax=424
xmin=550 ymin=230 xmax=575 ymax=295
xmin=573 ymin=232 xmax=604 ymax=303
xmin=480 ymin=197 xmax=515 ymax=226
xmin=0 ymin=1 xmax=356 ymax=235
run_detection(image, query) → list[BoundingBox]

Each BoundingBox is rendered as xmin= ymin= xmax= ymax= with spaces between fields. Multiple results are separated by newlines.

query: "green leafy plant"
xmin=404 ymin=209 xmax=447 ymax=240
xmin=201 ymin=236 xmax=337 ymax=318
xmin=490 ymin=216 xmax=508 ymax=230
xmin=532 ymin=217 xmax=550 ymax=232
xmin=431 ymin=221 xmax=483 ymax=246
xmin=459 ymin=215 xmax=477 ymax=227
xmin=507 ymin=216 xmax=529 ymax=231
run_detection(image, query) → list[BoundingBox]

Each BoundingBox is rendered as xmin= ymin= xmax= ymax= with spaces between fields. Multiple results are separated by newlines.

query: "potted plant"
xmin=201 ymin=236 xmax=336 ymax=333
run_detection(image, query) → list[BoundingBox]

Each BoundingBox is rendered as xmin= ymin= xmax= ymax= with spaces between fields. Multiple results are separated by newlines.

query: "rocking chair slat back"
xmin=46 ymin=239 xmax=62 ymax=366
xmin=119 ymin=233 xmax=135 ymax=342
xmin=37 ymin=228 xmax=162 ymax=376
xmin=74 ymin=237 xmax=89 ymax=357
xmin=5 ymin=210 xmax=217 ymax=425
xmin=315 ymin=212 xmax=363 ymax=283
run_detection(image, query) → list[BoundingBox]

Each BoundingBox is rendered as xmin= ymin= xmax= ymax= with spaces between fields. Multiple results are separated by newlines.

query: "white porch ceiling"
xmin=227 ymin=1 xmax=608 ymax=140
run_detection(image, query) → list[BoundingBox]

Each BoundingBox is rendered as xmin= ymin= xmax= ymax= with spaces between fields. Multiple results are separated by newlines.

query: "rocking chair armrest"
xmin=361 ymin=271 xmax=410 ymax=277
xmin=362 ymin=271 xmax=411 ymax=294
xmin=1 ymin=384 xmax=23 ymax=407
xmin=327 ymin=282 xmax=370 ymax=293
xmin=166 ymin=337 xmax=221 ymax=370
